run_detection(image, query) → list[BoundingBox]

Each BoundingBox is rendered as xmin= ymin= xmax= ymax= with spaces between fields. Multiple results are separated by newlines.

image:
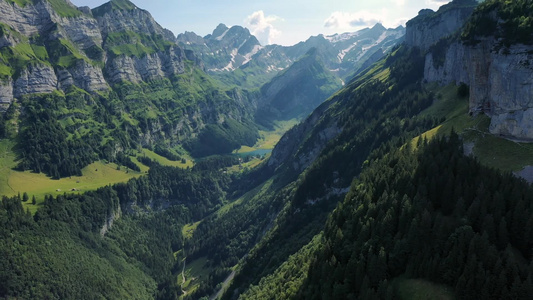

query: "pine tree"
xmin=22 ymin=192 xmax=29 ymax=202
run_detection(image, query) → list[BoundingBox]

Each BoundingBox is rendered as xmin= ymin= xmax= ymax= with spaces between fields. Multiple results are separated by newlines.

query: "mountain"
xmin=178 ymin=24 xmax=262 ymax=73
xmin=255 ymin=48 xmax=343 ymax=127
xmin=0 ymin=0 xmax=260 ymax=178
xmin=183 ymin=0 xmax=533 ymax=299
xmin=178 ymin=23 xmax=405 ymax=88
xmin=2 ymin=0 xmax=533 ymax=300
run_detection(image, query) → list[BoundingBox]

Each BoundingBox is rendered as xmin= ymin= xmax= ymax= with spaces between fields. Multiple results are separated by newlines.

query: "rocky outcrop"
xmin=0 ymin=0 xmax=109 ymax=102
xmin=0 ymin=0 xmax=202 ymax=102
xmin=0 ymin=79 xmax=13 ymax=111
xmin=405 ymin=1 xmax=476 ymax=51
xmin=268 ymin=100 xmax=341 ymax=172
xmin=94 ymin=3 xmax=175 ymax=42
xmin=62 ymin=59 xmax=108 ymax=91
xmin=416 ymin=1 xmax=533 ymax=140
xmin=424 ymin=41 xmax=469 ymax=85
xmin=104 ymin=46 xmax=187 ymax=83
xmin=14 ymin=63 xmax=58 ymax=97
xmin=100 ymin=205 xmax=122 ymax=236
xmin=467 ymin=42 xmax=533 ymax=140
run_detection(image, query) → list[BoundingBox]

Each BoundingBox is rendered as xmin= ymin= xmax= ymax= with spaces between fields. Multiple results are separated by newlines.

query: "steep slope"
xmin=0 ymin=0 xmax=259 ymax=179
xmin=415 ymin=0 xmax=533 ymax=140
xmin=300 ymin=135 xmax=533 ymax=299
xmin=190 ymin=1 xmax=533 ymax=299
xmin=180 ymin=44 xmax=440 ymax=299
xmin=255 ymin=48 xmax=343 ymax=127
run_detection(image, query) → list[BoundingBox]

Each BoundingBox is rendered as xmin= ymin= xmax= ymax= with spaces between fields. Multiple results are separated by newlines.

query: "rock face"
xmin=0 ymin=0 xmax=202 ymax=105
xmin=405 ymin=2 xmax=475 ymax=51
xmin=268 ymin=100 xmax=341 ymax=172
xmin=14 ymin=64 xmax=58 ymax=97
xmin=408 ymin=0 xmax=533 ymax=140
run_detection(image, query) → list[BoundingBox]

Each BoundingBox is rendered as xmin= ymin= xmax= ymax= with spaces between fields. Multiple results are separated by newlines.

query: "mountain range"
xmin=178 ymin=22 xmax=405 ymax=88
xmin=1 ymin=0 xmax=533 ymax=299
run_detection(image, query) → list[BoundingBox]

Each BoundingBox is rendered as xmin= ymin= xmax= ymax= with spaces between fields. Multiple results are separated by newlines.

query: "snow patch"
xmin=326 ymin=31 xmax=361 ymax=43
xmin=215 ymin=28 xmax=230 ymax=41
xmin=209 ymin=48 xmax=238 ymax=72
xmin=242 ymin=44 xmax=263 ymax=65
xmin=337 ymin=43 xmax=357 ymax=62
xmin=266 ymin=64 xmax=284 ymax=73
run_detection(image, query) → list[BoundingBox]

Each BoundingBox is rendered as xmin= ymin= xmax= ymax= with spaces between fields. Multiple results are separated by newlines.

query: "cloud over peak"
xmin=245 ymin=10 xmax=282 ymax=45
xmin=324 ymin=11 xmax=384 ymax=30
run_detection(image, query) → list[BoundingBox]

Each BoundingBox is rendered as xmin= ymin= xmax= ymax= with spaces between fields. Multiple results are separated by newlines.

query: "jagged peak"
xmin=92 ymin=0 xmax=137 ymax=17
xmin=210 ymin=23 xmax=229 ymax=39
xmin=371 ymin=23 xmax=386 ymax=31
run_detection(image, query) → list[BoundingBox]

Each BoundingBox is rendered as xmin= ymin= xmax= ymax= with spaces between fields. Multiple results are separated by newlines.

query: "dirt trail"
xmin=181 ymin=258 xmax=187 ymax=296
xmin=210 ymin=270 xmax=236 ymax=300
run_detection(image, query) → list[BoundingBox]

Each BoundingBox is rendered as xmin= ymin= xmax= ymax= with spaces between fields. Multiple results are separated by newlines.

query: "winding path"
xmin=181 ymin=258 xmax=187 ymax=296
xmin=210 ymin=270 xmax=236 ymax=300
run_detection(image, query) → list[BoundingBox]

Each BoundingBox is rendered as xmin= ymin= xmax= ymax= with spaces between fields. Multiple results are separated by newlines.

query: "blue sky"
xmin=70 ymin=0 xmax=450 ymax=46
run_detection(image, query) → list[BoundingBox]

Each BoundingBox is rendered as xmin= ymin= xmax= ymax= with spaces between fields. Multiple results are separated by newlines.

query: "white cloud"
xmin=425 ymin=0 xmax=450 ymax=6
xmin=324 ymin=11 xmax=384 ymax=29
xmin=393 ymin=0 xmax=406 ymax=6
xmin=244 ymin=11 xmax=282 ymax=45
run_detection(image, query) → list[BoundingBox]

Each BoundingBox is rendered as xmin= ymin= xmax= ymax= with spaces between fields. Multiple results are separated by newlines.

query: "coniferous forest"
xmin=1 ymin=0 xmax=533 ymax=299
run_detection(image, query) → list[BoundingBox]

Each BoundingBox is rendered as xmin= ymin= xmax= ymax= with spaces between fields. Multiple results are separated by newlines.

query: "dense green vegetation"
xmin=462 ymin=0 xmax=533 ymax=46
xmin=92 ymin=0 xmax=137 ymax=17
xmin=105 ymin=31 xmax=174 ymax=58
xmin=0 ymin=67 xmax=258 ymax=178
xmin=0 ymin=157 xmax=236 ymax=299
xmin=2 ymin=0 xmax=533 ymax=299
xmin=186 ymin=119 xmax=259 ymax=157
xmin=300 ymin=134 xmax=533 ymax=299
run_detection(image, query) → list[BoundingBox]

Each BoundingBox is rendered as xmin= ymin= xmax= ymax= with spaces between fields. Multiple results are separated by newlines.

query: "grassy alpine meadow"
xmin=0 ymin=140 xmax=147 ymax=213
xmin=0 ymin=139 xmax=145 ymax=213
xmin=139 ymin=148 xmax=194 ymax=168
xmin=0 ymin=138 xmax=199 ymax=214
xmin=411 ymin=84 xmax=533 ymax=172
xmin=234 ymin=119 xmax=299 ymax=154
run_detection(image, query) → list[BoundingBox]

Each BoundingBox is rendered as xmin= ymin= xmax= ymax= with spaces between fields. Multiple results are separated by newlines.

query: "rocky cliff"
xmin=405 ymin=1 xmax=476 ymax=51
xmin=0 ymin=0 xmax=258 ymax=161
xmin=409 ymin=0 xmax=533 ymax=140
xmin=0 ymin=0 xmax=109 ymax=106
xmin=0 ymin=0 xmax=205 ymax=107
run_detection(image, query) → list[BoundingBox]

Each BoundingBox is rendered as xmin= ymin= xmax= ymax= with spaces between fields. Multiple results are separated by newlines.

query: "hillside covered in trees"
xmin=1 ymin=0 xmax=533 ymax=299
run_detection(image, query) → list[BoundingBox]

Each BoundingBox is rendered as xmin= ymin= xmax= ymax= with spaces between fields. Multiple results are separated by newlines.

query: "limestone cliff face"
xmin=409 ymin=0 xmax=533 ymax=140
xmin=426 ymin=41 xmax=533 ymax=141
xmin=466 ymin=42 xmax=533 ymax=140
xmin=0 ymin=0 xmax=108 ymax=107
xmin=405 ymin=2 xmax=476 ymax=51
xmin=93 ymin=3 xmax=175 ymax=42
xmin=0 ymin=0 xmax=199 ymax=105
xmin=104 ymin=46 xmax=187 ymax=83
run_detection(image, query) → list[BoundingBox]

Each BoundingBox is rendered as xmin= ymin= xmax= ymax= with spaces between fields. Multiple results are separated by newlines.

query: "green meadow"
xmin=0 ymin=140 xmax=195 ymax=213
